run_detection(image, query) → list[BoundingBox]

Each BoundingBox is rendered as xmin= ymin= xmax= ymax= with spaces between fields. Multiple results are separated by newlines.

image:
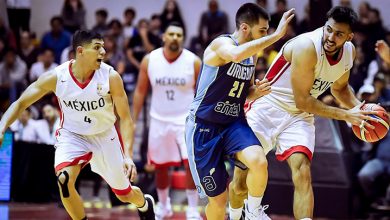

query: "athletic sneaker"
xmin=138 ymin=194 xmax=156 ymax=220
xmin=155 ymin=201 xmax=173 ymax=220
xmin=186 ymin=207 xmax=202 ymax=219
xmin=244 ymin=199 xmax=270 ymax=220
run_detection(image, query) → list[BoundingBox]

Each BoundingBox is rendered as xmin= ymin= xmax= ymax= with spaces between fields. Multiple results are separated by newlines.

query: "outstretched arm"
xmin=204 ymin=9 xmax=295 ymax=66
xmin=0 ymin=71 xmax=56 ymax=139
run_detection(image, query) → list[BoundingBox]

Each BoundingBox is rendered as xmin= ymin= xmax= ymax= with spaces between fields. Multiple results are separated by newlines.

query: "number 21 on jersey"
xmin=228 ymin=81 xmax=244 ymax=98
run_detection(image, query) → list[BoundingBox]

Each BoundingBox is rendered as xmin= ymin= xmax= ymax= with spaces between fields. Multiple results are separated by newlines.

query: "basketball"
xmin=352 ymin=104 xmax=390 ymax=142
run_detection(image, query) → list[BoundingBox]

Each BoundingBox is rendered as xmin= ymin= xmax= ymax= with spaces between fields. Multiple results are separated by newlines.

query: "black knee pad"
xmin=57 ymin=170 xmax=70 ymax=198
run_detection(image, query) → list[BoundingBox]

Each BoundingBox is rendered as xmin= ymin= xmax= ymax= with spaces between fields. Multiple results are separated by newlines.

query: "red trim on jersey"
xmin=55 ymin=152 xmax=93 ymax=172
xmin=276 ymin=145 xmax=313 ymax=161
xmin=264 ymin=54 xmax=291 ymax=85
xmin=163 ymin=49 xmax=183 ymax=63
xmin=55 ymin=98 xmax=64 ymax=137
xmin=111 ymin=185 xmax=132 ymax=195
xmin=149 ymin=159 xmax=189 ymax=168
xmin=244 ymin=100 xmax=255 ymax=114
xmin=325 ymin=48 xmax=344 ymax=66
xmin=68 ymin=61 xmax=95 ymax=89
xmin=114 ymin=125 xmax=125 ymax=155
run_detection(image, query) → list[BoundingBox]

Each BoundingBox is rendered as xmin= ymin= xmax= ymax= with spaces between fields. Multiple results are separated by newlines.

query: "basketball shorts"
xmin=54 ymin=127 xmax=131 ymax=195
xmin=185 ymin=114 xmax=261 ymax=198
xmin=246 ymin=99 xmax=315 ymax=161
xmin=148 ymin=118 xmax=188 ymax=167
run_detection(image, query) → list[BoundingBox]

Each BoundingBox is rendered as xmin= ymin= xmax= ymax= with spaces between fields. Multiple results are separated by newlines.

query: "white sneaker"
xmin=155 ymin=202 xmax=173 ymax=220
xmin=186 ymin=207 xmax=202 ymax=220
xmin=244 ymin=199 xmax=271 ymax=220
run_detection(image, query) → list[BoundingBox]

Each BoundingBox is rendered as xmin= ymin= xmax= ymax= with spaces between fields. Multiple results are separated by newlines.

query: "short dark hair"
xmin=165 ymin=21 xmax=184 ymax=32
xmin=96 ymin=9 xmax=108 ymax=19
xmin=72 ymin=30 xmax=103 ymax=51
xmin=326 ymin=6 xmax=358 ymax=31
xmin=124 ymin=7 xmax=136 ymax=17
xmin=50 ymin=16 xmax=64 ymax=26
xmin=235 ymin=3 xmax=270 ymax=29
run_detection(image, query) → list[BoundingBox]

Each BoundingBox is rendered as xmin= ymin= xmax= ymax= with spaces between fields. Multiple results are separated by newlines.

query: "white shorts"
xmin=148 ymin=118 xmax=188 ymax=167
xmin=54 ymin=127 xmax=131 ymax=195
xmin=246 ymin=99 xmax=315 ymax=161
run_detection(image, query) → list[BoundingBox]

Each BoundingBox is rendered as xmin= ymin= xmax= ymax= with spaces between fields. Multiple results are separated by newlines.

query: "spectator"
xmin=0 ymin=48 xmax=27 ymax=102
xmin=102 ymin=35 xmax=124 ymax=69
xmin=30 ymin=48 xmax=58 ymax=82
xmin=41 ymin=16 xmax=71 ymax=64
xmin=350 ymin=46 xmax=369 ymax=92
xmin=6 ymin=0 xmax=31 ymax=42
xmin=358 ymin=1 xmax=371 ymax=26
xmin=60 ymin=0 xmax=86 ymax=33
xmin=358 ymin=74 xmax=390 ymax=210
xmin=270 ymin=0 xmax=296 ymax=30
xmin=339 ymin=0 xmax=352 ymax=8
xmin=17 ymin=31 xmax=39 ymax=69
xmin=123 ymin=7 xmax=136 ymax=45
xmin=159 ymin=0 xmax=185 ymax=34
xmin=256 ymin=0 xmax=268 ymax=9
xmin=0 ymin=17 xmax=17 ymax=50
xmin=0 ymin=38 xmax=6 ymax=62
xmin=91 ymin=9 xmax=109 ymax=36
xmin=149 ymin=14 xmax=163 ymax=40
xmin=37 ymin=104 xmax=60 ymax=145
xmin=107 ymin=19 xmax=125 ymax=52
xmin=198 ymin=0 xmax=228 ymax=47
xmin=10 ymin=108 xmax=47 ymax=143
xmin=126 ymin=19 xmax=161 ymax=70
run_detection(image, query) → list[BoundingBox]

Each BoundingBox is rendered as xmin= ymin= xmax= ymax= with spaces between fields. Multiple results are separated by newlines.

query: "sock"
xmin=229 ymin=203 xmax=243 ymax=220
xmin=157 ymin=187 xmax=170 ymax=207
xmin=137 ymin=197 xmax=149 ymax=212
xmin=247 ymin=195 xmax=262 ymax=212
xmin=300 ymin=218 xmax=312 ymax=220
xmin=186 ymin=189 xmax=199 ymax=209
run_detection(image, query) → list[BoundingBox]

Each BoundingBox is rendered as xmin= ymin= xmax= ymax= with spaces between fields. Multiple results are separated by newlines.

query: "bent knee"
xmin=292 ymin=163 xmax=311 ymax=184
xmin=246 ymin=154 xmax=268 ymax=171
xmin=230 ymin=181 xmax=248 ymax=196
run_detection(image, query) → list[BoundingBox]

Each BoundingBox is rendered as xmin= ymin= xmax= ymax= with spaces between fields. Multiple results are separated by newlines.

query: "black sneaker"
xmin=227 ymin=207 xmax=245 ymax=220
xmin=138 ymin=194 xmax=156 ymax=220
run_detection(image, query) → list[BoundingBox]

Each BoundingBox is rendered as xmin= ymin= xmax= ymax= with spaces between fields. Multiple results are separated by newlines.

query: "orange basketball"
xmin=352 ymin=104 xmax=389 ymax=142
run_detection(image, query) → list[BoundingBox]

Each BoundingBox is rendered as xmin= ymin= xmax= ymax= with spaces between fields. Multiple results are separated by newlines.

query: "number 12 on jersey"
xmin=228 ymin=81 xmax=244 ymax=98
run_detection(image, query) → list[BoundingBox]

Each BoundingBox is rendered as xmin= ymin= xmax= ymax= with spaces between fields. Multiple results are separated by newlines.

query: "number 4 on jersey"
xmin=84 ymin=116 xmax=92 ymax=123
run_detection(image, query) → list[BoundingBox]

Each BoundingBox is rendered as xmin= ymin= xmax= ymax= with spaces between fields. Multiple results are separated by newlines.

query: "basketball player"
xmin=132 ymin=22 xmax=202 ymax=220
xmin=0 ymin=30 xmax=155 ymax=220
xmin=185 ymin=3 xmax=294 ymax=220
xmin=229 ymin=6 xmax=379 ymax=220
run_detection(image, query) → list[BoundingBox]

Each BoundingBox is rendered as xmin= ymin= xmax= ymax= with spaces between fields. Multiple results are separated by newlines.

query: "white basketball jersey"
xmin=148 ymin=48 xmax=196 ymax=125
xmin=263 ymin=27 xmax=354 ymax=113
xmin=55 ymin=60 xmax=116 ymax=135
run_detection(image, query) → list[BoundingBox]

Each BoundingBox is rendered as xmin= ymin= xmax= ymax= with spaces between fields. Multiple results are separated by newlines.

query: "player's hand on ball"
xmin=255 ymin=78 xmax=271 ymax=98
xmin=346 ymin=102 xmax=378 ymax=131
xmin=123 ymin=157 xmax=137 ymax=182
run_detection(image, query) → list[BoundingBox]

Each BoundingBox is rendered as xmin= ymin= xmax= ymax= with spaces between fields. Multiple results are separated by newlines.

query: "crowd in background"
xmin=1 ymin=0 xmax=390 ymax=216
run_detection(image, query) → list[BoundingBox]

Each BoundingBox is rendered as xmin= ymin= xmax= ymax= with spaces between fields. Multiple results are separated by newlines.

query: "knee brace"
xmin=57 ymin=171 xmax=70 ymax=198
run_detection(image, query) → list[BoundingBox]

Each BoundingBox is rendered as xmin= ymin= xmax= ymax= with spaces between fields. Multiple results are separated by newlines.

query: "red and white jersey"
xmin=263 ymin=27 xmax=354 ymax=113
xmin=148 ymin=48 xmax=196 ymax=125
xmin=55 ymin=60 xmax=116 ymax=135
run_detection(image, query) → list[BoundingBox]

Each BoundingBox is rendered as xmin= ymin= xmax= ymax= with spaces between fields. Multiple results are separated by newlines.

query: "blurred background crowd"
xmin=1 ymin=0 xmax=390 ymax=218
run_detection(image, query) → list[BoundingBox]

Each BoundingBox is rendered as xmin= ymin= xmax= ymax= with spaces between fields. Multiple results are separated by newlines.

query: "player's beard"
xmin=322 ymin=39 xmax=343 ymax=55
xmin=169 ymin=42 xmax=180 ymax=52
